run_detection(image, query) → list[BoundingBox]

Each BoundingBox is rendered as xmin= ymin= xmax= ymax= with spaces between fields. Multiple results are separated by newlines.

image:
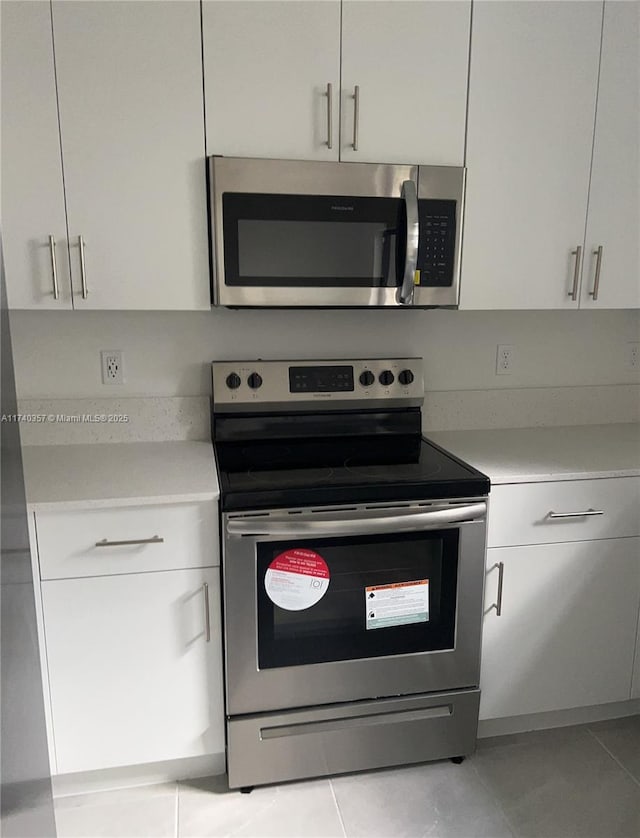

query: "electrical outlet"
xmin=496 ymin=344 xmax=515 ymax=375
xmin=628 ymin=342 xmax=640 ymax=369
xmin=101 ymin=350 xmax=124 ymax=385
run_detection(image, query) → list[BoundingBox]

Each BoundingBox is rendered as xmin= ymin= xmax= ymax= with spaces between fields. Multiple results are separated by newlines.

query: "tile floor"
xmin=52 ymin=716 xmax=640 ymax=838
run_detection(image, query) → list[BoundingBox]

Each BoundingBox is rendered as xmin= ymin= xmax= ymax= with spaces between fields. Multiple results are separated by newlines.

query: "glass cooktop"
xmin=215 ymin=435 xmax=489 ymax=511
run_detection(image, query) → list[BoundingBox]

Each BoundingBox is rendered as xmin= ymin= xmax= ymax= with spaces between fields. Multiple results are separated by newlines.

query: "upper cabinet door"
xmin=202 ymin=1 xmax=341 ymax=160
xmin=1 ymin=1 xmax=71 ymax=309
xmin=51 ymin=1 xmax=209 ymax=310
xmin=581 ymin=1 xmax=640 ymax=309
xmin=460 ymin=1 xmax=602 ymax=310
xmin=340 ymin=1 xmax=471 ymax=165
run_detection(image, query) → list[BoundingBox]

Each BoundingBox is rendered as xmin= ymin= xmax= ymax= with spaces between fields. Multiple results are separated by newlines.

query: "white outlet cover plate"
xmin=496 ymin=344 xmax=515 ymax=375
xmin=101 ymin=350 xmax=124 ymax=385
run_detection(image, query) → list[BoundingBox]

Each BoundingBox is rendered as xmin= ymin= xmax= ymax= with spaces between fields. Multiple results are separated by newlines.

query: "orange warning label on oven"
xmin=366 ymin=579 xmax=429 ymax=592
xmin=365 ymin=579 xmax=429 ymax=630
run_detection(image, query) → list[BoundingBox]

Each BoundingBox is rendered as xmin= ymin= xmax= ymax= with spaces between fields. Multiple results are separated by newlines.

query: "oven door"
xmin=209 ymin=156 xmax=419 ymax=308
xmin=223 ymin=499 xmax=487 ymax=716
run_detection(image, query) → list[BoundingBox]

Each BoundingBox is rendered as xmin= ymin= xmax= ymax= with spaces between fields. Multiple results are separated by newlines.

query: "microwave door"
xmin=397 ymin=180 xmax=419 ymax=306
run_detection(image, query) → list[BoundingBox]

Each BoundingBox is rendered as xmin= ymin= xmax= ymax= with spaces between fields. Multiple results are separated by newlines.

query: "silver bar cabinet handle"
xmin=495 ymin=562 xmax=504 ymax=616
xmin=78 ymin=235 xmax=88 ymax=299
xmin=352 ymin=85 xmax=360 ymax=150
xmin=203 ymin=582 xmax=211 ymax=643
xmin=397 ymin=179 xmax=419 ymax=306
xmin=589 ymin=245 xmax=603 ymax=301
xmin=548 ymin=509 xmax=604 ymax=520
xmin=95 ymin=535 xmax=164 ymax=547
xmin=48 ymin=235 xmax=59 ymax=300
xmin=325 ymin=83 xmax=333 ymax=149
xmin=568 ymin=245 xmax=582 ymax=301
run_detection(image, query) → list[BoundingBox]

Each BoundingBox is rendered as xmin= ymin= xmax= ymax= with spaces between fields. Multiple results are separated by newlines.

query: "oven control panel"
xmin=212 ymin=358 xmax=424 ymax=411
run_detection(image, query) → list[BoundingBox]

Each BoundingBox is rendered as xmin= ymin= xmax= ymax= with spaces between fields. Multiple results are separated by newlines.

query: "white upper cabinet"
xmin=1 ymin=1 xmax=71 ymax=309
xmin=461 ymin=1 xmax=602 ymax=310
xmin=202 ymin=1 xmax=470 ymax=165
xmin=340 ymin=1 xmax=470 ymax=165
xmin=51 ymin=1 xmax=209 ymax=310
xmin=202 ymin=1 xmax=341 ymax=160
xmin=580 ymin=1 xmax=640 ymax=309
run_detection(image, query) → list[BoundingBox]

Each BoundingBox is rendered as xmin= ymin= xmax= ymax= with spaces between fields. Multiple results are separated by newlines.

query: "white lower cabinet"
xmin=42 ymin=567 xmax=224 ymax=774
xmin=480 ymin=538 xmax=640 ymax=721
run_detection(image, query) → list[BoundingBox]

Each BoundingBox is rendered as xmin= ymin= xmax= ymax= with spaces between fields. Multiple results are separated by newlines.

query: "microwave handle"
xmin=397 ymin=179 xmax=419 ymax=306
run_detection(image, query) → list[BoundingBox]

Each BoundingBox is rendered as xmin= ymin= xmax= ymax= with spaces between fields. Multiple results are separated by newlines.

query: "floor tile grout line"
xmin=328 ymin=777 xmax=348 ymax=838
xmin=586 ymin=728 xmax=640 ymax=789
xmin=467 ymin=757 xmax=519 ymax=837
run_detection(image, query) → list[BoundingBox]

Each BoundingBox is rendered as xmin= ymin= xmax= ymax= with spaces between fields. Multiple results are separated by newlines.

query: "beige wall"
xmin=10 ymin=308 xmax=640 ymax=401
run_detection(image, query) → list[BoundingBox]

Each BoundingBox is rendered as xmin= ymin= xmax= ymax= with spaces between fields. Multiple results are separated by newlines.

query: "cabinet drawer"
xmin=487 ymin=477 xmax=640 ymax=547
xmin=36 ymin=502 xmax=218 ymax=579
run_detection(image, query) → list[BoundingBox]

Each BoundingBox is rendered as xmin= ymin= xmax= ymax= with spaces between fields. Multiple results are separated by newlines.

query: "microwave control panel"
xmin=416 ymin=199 xmax=457 ymax=287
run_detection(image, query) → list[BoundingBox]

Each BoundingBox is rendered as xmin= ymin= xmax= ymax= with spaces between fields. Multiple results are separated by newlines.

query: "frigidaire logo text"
xmin=331 ymin=205 xmax=354 ymax=211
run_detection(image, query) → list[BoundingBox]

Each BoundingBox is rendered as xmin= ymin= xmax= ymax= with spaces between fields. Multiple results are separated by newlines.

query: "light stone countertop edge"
xmin=427 ymin=423 xmax=640 ymax=486
xmin=22 ymin=441 xmax=219 ymax=511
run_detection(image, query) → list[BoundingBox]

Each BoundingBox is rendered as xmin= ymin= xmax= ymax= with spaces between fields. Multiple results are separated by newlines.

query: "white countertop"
xmin=22 ymin=441 xmax=219 ymax=510
xmin=428 ymin=423 xmax=640 ymax=484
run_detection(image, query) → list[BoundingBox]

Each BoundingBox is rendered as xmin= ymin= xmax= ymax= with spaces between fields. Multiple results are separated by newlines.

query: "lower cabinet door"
xmin=480 ymin=538 xmax=640 ymax=721
xmin=42 ymin=568 xmax=224 ymax=774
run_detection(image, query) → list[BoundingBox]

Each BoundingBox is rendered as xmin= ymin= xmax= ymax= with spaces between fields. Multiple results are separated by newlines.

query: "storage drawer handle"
xmin=95 ymin=536 xmax=164 ymax=547
xmin=547 ymin=509 xmax=604 ymax=520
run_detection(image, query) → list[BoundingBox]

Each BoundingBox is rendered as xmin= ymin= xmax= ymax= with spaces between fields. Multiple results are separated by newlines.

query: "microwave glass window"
xmin=223 ymin=193 xmax=404 ymax=288
xmin=257 ymin=530 xmax=459 ymax=669
xmin=238 ymin=220 xmax=395 ymax=281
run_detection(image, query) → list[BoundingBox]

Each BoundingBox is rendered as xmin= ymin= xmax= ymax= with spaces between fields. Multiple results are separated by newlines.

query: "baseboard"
xmin=51 ymin=752 xmax=226 ymax=798
xmin=477 ymin=698 xmax=640 ymax=739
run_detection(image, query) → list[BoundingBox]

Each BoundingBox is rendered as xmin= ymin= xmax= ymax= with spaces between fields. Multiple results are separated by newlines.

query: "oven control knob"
xmin=225 ymin=372 xmax=241 ymax=390
xmin=247 ymin=372 xmax=263 ymax=390
xmin=398 ymin=369 xmax=414 ymax=386
xmin=359 ymin=370 xmax=375 ymax=387
xmin=379 ymin=370 xmax=395 ymax=386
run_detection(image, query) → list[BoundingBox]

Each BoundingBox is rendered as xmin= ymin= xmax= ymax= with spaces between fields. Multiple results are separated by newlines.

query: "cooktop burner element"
xmin=211 ymin=358 xmax=489 ymax=512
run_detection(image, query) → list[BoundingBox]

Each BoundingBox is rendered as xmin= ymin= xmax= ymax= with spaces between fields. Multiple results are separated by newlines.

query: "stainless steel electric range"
xmin=211 ymin=358 xmax=490 ymax=790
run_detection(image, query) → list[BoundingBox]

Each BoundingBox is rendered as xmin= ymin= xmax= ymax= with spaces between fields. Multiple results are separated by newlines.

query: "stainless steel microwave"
xmin=208 ymin=156 xmax=465 ymax=308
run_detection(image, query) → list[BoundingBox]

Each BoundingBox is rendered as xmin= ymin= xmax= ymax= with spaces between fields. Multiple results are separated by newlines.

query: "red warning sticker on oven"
xmin=365 ymin=579 xmax=429 ymax=630
xmin=264 ymin=549 xmax=330 ymax=611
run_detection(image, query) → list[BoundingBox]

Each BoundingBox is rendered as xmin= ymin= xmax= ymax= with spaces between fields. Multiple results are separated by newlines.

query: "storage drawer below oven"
xmin=227 ymin=688 xmax=480 ymax=788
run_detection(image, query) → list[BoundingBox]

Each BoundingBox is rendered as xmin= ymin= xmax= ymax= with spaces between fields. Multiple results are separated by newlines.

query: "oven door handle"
xmin=226 ymin=502 xmax=486 ymax=537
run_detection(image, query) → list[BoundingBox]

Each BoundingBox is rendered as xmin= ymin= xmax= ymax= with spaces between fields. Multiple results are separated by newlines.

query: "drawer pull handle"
xmin=95 ymin=536 xmax=164 ymax=547
xmin=203 ymin=582 xmax=211 ymax=643
xmin=547 ymin=509 xmax=604 ymax=520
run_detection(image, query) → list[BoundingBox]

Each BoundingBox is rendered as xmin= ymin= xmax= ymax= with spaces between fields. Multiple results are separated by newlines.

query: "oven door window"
xmin=257 ymin=530 xmax=458 ymax=669
xmin=222 ymin=193 xmax=405 ymax=288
